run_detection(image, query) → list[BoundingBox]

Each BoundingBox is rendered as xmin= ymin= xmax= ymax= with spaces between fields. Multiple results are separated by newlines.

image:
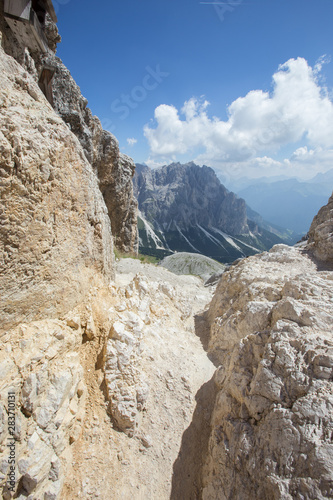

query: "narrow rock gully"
xmin=63 ymin=258 xmax=216 ymax=499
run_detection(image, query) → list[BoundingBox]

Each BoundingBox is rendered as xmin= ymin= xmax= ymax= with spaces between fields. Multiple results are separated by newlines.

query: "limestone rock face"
xmin=0 ymin=320 xmax=86 ymax=500
xmin=0 ymin=0 xmax=36 ymax=75
xmin=0 ymin=42 xmax=114 ymax=332
xmin=45 ymin=52 xmax=138 ymax=254
xmin=2 ymin=7 xmax=138 ymax=255
xmin=98 ymin=152 xmax=138 ymax=254
xmin=44 ymin=13 xmax=62 ymax=53
xmin=0 ymin=280 xmax=117 ymax=500
xmin=204 ymin=244 xmax=333 ymax=499
xmin=307 ymin=192 xmax=333 ymax=262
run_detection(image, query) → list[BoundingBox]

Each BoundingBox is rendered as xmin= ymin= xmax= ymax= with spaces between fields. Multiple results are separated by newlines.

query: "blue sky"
xmin=56 ymin=0 xmax=333 ymax=180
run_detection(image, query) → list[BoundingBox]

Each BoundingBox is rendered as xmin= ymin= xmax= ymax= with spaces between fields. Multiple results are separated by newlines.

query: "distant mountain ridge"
xmin=225 ymin=170 xmax=333 ymax=234
xmin=133 ymin=162 xmax=286 ymax=263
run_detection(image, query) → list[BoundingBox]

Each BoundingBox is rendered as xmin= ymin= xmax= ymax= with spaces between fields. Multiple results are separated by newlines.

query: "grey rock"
xmin=203 ymin=244 xmax=333 ymax=499
xmin=160 ymin=252 xmax=226 ymax=281
xmin=134 ymin=162 xmax=285 ymax=262
xmin=307 ymin=191 xmax=333 ymax=263
xmin=134 ymin=162 xmax=248 ymax=235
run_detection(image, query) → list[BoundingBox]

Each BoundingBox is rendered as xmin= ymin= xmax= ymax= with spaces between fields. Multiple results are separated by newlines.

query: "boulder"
xmin=307 ymin=192 xmax=333 ymax=263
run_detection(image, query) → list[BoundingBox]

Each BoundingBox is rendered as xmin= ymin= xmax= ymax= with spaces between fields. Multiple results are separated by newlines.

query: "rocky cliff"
xmin=135 ymin=162 xmax=248 ymax=235
xmin=134 ymin=162 xmax=284 ymax=262
xmin=0 ymin=5 xmax=138 ymax=255
xmin=0 ymin=4 xmax=138 ymax=498
xmin=0 ymin=33 xmax=113 ymax=333
xmin=0 ymin=20 xmax=114 ymax=499
xmin=43 ymin=26 xmax=138 ymax=254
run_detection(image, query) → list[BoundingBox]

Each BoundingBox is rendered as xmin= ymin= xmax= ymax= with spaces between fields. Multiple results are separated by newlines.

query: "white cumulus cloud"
xmin=144 ymin=57 xmax=333 ymax=178
xmin=127 ymin=138 xmax=138 ymax=146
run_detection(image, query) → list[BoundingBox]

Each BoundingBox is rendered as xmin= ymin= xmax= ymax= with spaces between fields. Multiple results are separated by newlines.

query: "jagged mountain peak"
xmin=134 ymin=161 xmax=246 ymax=233
xmin=134 ymin=162 xmax=285 ymax=262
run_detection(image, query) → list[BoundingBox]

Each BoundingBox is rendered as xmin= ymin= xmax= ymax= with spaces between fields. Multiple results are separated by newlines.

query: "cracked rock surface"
xmin=0 ymin=39 xmax=114 ymax=332
xmin=203 ymin=244 xmax=333 ymax=499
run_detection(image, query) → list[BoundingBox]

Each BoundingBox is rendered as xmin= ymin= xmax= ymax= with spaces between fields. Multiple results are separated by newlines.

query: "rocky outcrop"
xmin=307 ymin=192 xmax=333 ymax=262
xmin=0 ymin=276 xmax=120 ymax=500
xmin=44 ymin=13 xmax=62 ymax=53
xmin=202 ymin=244 xmax=333 ymax=499
xmin=1 ymin=7 xmax=138 ymax=255
xmin=134 ymin=162 xmax=284 ymax=263
xmin=0 ymin=38 xmax=113 ymax=332
xmin=42 ymin=21 xmax=138 ymax=254
xmin=98 ymin=152 xmax=138 ymax=254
